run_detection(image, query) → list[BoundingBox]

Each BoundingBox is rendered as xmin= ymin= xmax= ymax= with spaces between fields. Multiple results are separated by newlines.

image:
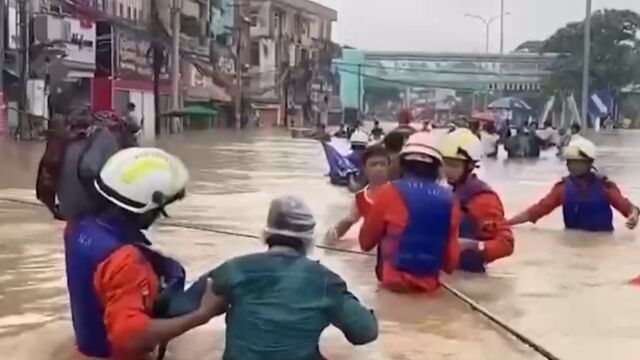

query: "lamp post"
xmin=499 ymin=0 xmax=505 ymax=54
xmin=580 ymin=0 xmax=592 ymax=128
xmin=464 ymin=13 xmax=508 ymax=53
xmin=465 ymin=12 xmax=509 ymax=110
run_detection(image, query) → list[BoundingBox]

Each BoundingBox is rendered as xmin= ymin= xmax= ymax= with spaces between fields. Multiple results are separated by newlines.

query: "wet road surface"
xmin=1 ymin=128 xmax=639 ymax=359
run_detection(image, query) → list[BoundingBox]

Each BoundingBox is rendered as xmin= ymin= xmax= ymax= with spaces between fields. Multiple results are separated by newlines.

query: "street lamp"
xmin=465 ymin=12 xmax=510 ymax=53
xmin=581 ymin=0 xmax=592 ymax=128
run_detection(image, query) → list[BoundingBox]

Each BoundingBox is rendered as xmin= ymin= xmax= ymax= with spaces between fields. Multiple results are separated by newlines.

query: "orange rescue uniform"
xmin=91 ymin=245 xmax=159 ymax=360
xmin=521 ymin=178 xmax=635 ymax=222
xmin=359 ymin=183 xmax=460 ymax=293
xmin=459 ymin=188 xmax=515 ymax=263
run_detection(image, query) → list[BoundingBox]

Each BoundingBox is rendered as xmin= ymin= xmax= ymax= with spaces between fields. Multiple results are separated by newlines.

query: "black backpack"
xmin=36 ymin=110 xmax=138 ymax=220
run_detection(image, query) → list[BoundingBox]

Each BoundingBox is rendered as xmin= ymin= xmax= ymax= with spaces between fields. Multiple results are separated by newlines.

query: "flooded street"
xmin=1 ymin=128 xmax=640 ymax=359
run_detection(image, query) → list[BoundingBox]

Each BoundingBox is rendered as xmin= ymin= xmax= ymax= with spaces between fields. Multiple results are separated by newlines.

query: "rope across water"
xmin=0 ymin=197 xmax=561 ymax=360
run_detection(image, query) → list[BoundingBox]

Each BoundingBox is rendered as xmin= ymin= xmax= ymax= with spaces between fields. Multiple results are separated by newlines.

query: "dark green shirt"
xmin=209 ymin=251 xmax=378 ymax=360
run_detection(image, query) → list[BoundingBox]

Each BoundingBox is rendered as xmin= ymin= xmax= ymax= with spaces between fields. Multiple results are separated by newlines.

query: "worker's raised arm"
xmin=508 ymin=182 xmax=564 ymax=226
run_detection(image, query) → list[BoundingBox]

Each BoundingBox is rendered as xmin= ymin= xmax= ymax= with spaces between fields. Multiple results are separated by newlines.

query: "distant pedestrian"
xmin=370 ymin=120 xmax=385 ymax=141
xmin=124 ymin=103 xmax=141 ymax=133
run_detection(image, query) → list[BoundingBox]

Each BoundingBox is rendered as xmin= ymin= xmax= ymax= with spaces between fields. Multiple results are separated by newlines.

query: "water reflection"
xmin=0 ymin=128 xmax=639 ymax=359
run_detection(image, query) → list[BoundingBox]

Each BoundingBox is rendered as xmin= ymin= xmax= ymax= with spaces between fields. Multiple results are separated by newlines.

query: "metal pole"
xmin=471 ymin=92 xmax=476 ymax=114
xmin=235 ymin=23 xmax=242 ymax=130
xmin=485 ymin=22 xmax=490 ymax=53
xmin=17 ymin=0 xmax=29 ymax=139
xmin=0 ymin=0 xmax=5 ymax=135
xmin=150 ymin=0 xmax=163 ymax=136
xmin=499 ymin=0 xmax=505 ymax=54
xmin=234 ymin=1 xmax=243 ymax=130
xmin=170 ymin=0 xmax=181 ymax=133
xmin=357 ymin=64 xmax=362 ymax=113
xmin=580 ymin=0 xmax=592 ymax=128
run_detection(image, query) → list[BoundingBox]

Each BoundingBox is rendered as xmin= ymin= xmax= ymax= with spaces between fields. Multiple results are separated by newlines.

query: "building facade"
xmin=247 ymin=0 xmax=337 ymax=126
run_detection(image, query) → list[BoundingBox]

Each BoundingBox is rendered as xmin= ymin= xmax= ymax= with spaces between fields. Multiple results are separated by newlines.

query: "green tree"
xmin=542 ymin=9 xmax=640 ymax=96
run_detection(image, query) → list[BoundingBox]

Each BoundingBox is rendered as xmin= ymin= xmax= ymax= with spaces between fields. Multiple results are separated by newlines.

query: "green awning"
xmin=162 ymin=105 xmax=219 ymax=117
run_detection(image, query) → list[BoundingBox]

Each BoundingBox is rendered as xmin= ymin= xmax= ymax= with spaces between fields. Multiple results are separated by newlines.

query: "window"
xmin=133 ymin=8 xmax=138 ymax=20
xmin=127 ymin=6 xmax=131 ymax=19
xmin=273 ymin=12 xmax=281 ymax=34
xmin=250 ymin=41 xmax=261 ymax=67
xmin=119 ymin=3 xmax=124 ymax=17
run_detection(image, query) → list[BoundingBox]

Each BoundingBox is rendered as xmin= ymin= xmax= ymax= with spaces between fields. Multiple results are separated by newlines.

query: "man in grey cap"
xmin=169 ymin=195 xmax=378 ymax=360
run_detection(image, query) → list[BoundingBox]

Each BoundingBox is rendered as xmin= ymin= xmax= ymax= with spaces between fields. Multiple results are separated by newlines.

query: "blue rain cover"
xmin=321 ymin=141 xmax=361 ymax=186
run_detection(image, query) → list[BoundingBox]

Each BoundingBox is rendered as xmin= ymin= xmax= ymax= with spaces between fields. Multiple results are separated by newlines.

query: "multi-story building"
xmin=247 ymin=0 xmax=337 ymax=126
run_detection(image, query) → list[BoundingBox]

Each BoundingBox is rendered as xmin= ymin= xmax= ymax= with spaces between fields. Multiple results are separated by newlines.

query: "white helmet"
xmin=400 ymin=132 xmax=443 ymax=164
xmin=95 ymin=147 xmax=189 ymax=214
xmin=350 ymin=130 xmax=369 ymax=146
xmin=564 ymin=137 xmax=596 ymax=161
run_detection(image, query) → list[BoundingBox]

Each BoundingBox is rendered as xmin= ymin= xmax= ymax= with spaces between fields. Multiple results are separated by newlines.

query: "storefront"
xmin=183 ymin=62 xmax=231 ymax=128
xmin=91 ymin=27 xmax=171 ymax=141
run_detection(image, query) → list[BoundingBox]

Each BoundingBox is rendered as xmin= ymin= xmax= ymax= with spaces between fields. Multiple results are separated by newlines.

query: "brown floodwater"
xmin=1 ymin=127 xmax=640 ymax=360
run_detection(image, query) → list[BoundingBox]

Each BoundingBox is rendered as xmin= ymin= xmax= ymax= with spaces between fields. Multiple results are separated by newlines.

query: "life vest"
xmin=355 ymin=186 xmax=374 ymax=218
xmin=562 ymin=174 xmax=614 ymax=232
xmin=382 ymin=179 xmax=453 ymax=276
xmin=64 ymin=216 xmax=186 ymax=357
xmin=453 ymin=175 xmax=494 ymax=239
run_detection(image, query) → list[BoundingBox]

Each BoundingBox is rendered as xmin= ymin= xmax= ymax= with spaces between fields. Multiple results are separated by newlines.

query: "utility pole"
xmin=18 ymin=0 xmax=29 ymax=138
xmin=170 ymin=0 xmax=182 ymax=133
xmin=234 ymin=3 xmax=243 ymax=130
xmin=150 ymin=0 xmax=165 ymax=136
xmin=357 ymin=64 xmax=362 ymax=113
xmin=581 ymin=0 xmax=592 ymax=129
xmin=499 ymin=0 xmax=505 ymax=54
xmin=0 ymin=0 xmax=6 ymax=136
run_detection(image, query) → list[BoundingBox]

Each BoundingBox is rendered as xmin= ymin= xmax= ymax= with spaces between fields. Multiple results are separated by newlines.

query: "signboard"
xmin=64 ymin=18 xmax=96 ymax=65
xmin=33 ymin=15 xmax=96 ymax=67
xmin=117 ymin=31 xmax=169 ymax=80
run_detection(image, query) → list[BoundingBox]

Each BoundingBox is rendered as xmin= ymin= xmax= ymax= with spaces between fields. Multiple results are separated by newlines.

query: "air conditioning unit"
xmin=33 ymin=14 xmax=66 ymax=43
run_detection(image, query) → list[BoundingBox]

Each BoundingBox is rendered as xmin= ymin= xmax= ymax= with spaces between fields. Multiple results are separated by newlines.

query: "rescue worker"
xmin=440 ymin=128 xmax=514 ymax=273
xmin=346 ymin=130 xmax=369 ymax=172
xmin=64 ymin=147 xmax=221 ymax=359
xmin=359 ymin=132 xmax=460 ymax=293
xmin=188 ymin=195 xmax=378 ymax=359
xmin=508 ymin=138 xmax=640 ymax=231
xmin=325 ymin=145 xmax=390 ymax=242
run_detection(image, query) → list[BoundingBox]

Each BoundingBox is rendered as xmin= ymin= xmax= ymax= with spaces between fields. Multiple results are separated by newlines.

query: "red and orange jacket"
xmin=522 ymin=177 xmax=635 ymax=223
xmin=454 ymin=176 xmax=515 ymax=263
xmin=359 ymin=183 xmax=460 ymax=293
xmin=89 ymin=245 xmax=159 ymax=360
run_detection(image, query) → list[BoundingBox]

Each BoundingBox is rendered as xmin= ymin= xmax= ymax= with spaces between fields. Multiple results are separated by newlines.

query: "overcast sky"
xmin=314 ymin=0 xmax=640 ymax=53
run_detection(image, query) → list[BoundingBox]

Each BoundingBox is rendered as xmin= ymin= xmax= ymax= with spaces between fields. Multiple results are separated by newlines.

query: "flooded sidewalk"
xmin=1 ymin=129 xmax=640 ymax=359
